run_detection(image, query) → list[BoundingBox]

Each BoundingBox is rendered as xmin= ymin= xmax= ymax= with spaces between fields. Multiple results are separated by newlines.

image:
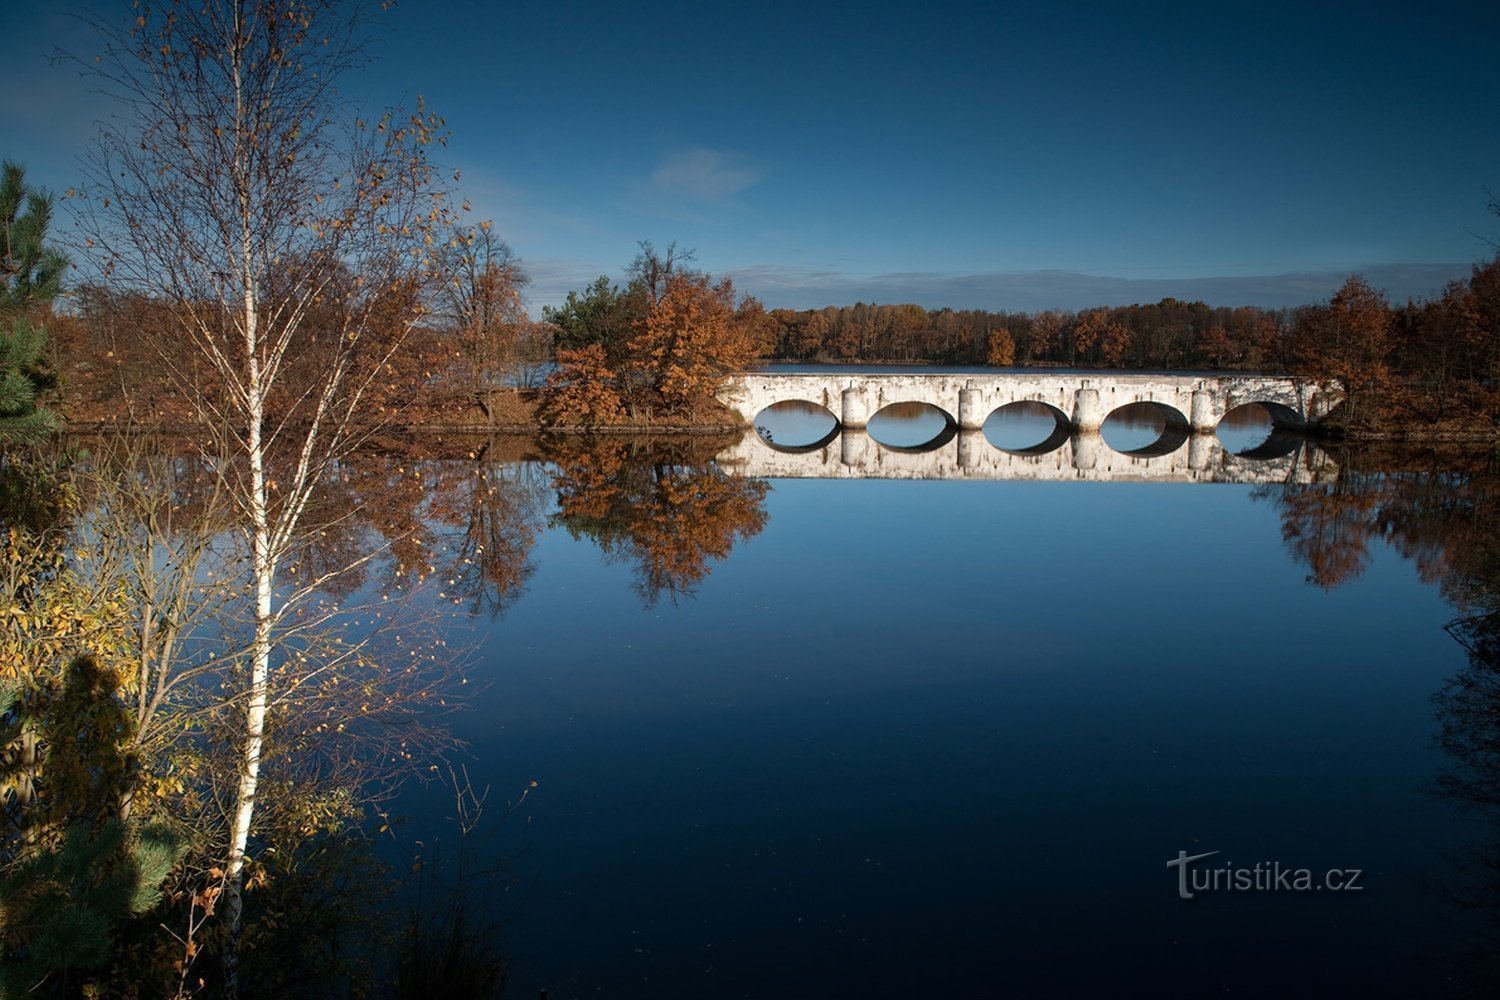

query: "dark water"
xmin=383 ymin=416 xmax=1500 ymax=998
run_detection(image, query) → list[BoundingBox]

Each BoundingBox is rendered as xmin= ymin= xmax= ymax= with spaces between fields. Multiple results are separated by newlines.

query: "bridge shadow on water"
xmin=755 ymin=422 xmax=842 ymax=455
xmin=1233 ymin=429 xmax=1309 ymax=461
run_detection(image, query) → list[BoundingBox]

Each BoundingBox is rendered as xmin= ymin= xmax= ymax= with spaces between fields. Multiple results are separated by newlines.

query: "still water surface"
xmin=393 ymin=405 xmax=1499 ymax=997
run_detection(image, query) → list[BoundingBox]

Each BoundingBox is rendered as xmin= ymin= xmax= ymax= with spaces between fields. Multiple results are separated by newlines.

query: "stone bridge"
xmin=716 ymin=429 xmax=1335 ymax=484
xmin=717 ymin=372 xmax=1331 ymax=434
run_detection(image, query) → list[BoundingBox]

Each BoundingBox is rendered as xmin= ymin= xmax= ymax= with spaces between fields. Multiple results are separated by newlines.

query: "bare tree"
xmin=628 ymin=239 xmax=696 ymax=307
xmin=441 ymin=222 xmax=531 ymax=397
xmin=73 ymin=1 xmax=455 ymax=990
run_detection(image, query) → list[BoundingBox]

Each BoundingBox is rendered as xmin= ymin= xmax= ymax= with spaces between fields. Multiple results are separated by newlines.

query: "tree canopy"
xmin=0 ymin=160 xmax=64 ymax=442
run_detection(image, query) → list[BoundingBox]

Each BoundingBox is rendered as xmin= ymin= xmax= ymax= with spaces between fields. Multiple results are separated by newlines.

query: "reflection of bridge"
xmin=718 ymin=372 xmax=1330 ymax=433
xmin=716 ymin=429 xmax=1336 ymax=484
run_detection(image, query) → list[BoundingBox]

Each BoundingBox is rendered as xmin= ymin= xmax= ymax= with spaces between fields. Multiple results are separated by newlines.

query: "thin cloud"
xmin=649 ymin=147 xmax=763 ymax=202
xmin=525 ymin=258 xmax=622 ymax=311
xmin=722 ymin=263 xmax=1475 ymax=312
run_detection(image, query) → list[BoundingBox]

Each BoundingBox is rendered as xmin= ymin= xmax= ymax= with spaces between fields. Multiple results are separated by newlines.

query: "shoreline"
xmin=57 ymin=418 xmax=1498 ymax=444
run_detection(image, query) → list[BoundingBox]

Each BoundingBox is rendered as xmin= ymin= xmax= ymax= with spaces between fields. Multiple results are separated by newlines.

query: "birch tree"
xmin=75 ymin=2 xmax=454 ymax=989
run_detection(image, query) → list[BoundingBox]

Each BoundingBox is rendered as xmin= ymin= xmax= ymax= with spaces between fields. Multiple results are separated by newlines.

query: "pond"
xmin=380 ymin=416 xmax=1500 ymax=998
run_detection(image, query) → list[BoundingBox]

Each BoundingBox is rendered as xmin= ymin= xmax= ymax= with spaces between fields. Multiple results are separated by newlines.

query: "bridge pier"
xmin=842 ymin=427 xmax=872 ymax=466
xmin=1190 ymin=389 xmax=1222 ymax=433
xmin=1072 ymin=387 xmax=1104 ymax=432
xmin=841 ymin=387 xmax=869 ymax=428
xmin=1189 ymin=432 xmax=1216 ymax=470
xmin=958 ymin=387 xmax=986 ymax=431
xmin=1071 ymin=431 xmax=1102 ymax=470
xmin=958 ymin=428 xmax=985 ymax=466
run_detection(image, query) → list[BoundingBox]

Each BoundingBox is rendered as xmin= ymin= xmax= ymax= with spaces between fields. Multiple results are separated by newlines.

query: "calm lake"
xmin=382 ymin=397 xmax=1500 ymax=998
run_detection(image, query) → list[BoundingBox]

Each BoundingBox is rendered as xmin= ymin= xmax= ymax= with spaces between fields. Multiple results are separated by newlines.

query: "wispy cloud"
xmin=648 ymin=147 xmax=763 ymax=203
xmin=524 ymin=258 xmax=622 ymax=311
xmin=720 ymin=263 xmax=1475 ymax=312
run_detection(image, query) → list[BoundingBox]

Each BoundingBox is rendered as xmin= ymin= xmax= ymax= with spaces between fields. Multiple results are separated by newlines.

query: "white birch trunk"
xmin=222 ymin=23 xmax=268 ymax=987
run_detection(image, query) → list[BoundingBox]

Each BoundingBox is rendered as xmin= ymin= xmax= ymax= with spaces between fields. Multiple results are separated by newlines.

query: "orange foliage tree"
xmin=438 ymin=223 xmax=533 ymax=397
xmin=985 ymin=327 xmax=1015 ymax=367
xmin=1073 ymin=308 xmax=1133 ymax=366
xmin=538 ymin=344 xmax=624 ymax=427
xmin=1289 ymin=276 xmax=1392 ymax=428
xmin=625 ymin=272 xmax=770 ymax=417
xmin=539 ymin=244 xmax=772 ymax=425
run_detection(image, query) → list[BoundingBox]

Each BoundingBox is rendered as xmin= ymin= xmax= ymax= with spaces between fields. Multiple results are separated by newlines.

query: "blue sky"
xmin=3 ymin=0 xmax=1498 ymax=311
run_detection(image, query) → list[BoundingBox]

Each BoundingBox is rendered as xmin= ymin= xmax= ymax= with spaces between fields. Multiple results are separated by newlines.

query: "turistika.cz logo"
xmin=1167 ymin=851 xmax=1364 ymax=900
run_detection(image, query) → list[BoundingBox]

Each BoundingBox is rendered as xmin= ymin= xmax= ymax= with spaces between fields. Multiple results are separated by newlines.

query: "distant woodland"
xmin=543 ymin=250 xmax=1500 ymax=434
xmin=18 ymin=225 xmax=1500 ymax=436
xmin=761 ymin=297 xmax=1279 ymax=368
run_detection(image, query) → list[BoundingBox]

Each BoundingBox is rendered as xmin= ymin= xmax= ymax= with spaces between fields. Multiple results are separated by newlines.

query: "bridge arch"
xmin=1233 ymin=432 xmax=1305 ymax=460
xmin=1235 ymin=399 xmax=1304 ymax=430
xmin=1216 ymin=401 xmax=1306 ymax=459
xmin=1102 ymin=401 xmax=1191 ymax=457
xmin=752 ymin=399 xmax=841 ymax=452
xmin=983 ymin=399 xmax=1072 ymax=455
xmin=867 ymin=401 xmax=958 ymax=452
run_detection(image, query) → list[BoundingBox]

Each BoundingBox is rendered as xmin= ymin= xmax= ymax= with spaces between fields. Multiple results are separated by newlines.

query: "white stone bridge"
xmin=717 ymin=371 xmax=1330 ymax=434
xmin=716 ymin=428 xmax=1336 ymax=485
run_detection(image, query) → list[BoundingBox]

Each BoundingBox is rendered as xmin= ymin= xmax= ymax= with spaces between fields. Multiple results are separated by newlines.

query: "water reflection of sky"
xmin=407 ymin=448 xmax=1479 ymax=998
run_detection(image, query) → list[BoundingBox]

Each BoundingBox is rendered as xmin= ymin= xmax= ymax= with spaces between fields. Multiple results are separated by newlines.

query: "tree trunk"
xmin=222 ymin=376 xmax=271 ymax=995
xmin=223 ymin=153 xmax=268 ymax=989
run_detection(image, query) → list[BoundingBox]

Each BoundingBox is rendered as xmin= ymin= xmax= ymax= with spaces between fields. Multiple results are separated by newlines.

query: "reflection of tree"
xmin=1254 ymin=447 xmax=1500 ymax=594
xmin=1438 ymin=614 xmax=1500 ymax=805
xmin=1258 ymin=477 xmax=1381 ymax=590
xmin=1275 ymin=447 xmax=1500 ymax=990
xmin=545 ymin=436 xmax=769 ymax=607
xmin=0 ymin=657 xmax=186 ymax=996
xmin=273 ymin=439 xmax=547 ymax=619
xmin=427 ymin=443 xmax=548 ymax=618
xmin=1432 ymin=610 xmax=1500 ymax=991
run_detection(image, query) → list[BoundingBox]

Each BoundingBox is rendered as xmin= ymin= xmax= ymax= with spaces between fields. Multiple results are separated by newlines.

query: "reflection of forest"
xmin=32 ymin=432 xmax=773 ymax=619
xmin=543 ymin=435 xmax=770 ymax=607
xmin=238 ymin=432 xmax=772 ymax=615
xmin=1256 ymin=444 xmax=1500 ymax=990
xmin=360 ymin=432 xmax=771 ymax=612
xmin=1253 ymin=445 xmax=1500 ymax=599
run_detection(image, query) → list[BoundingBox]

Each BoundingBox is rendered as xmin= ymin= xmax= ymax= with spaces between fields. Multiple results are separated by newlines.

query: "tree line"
xmin=52 ymin=253 xmax=1500 ymax=436
xmin=44 ymin=224 xmax=551 ymax=431
xmin=1283 ymin=264 xmax=1500 ymax=433
xmin=760 ymin=297 xmax=1286 ymax=369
